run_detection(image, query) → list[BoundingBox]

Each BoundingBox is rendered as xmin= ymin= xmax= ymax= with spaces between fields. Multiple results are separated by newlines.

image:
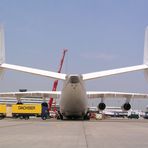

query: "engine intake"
xmin=97 ymin=103 xmax=106 ymax=110
xmin=122 ymin=103 xmax=131 ymax=111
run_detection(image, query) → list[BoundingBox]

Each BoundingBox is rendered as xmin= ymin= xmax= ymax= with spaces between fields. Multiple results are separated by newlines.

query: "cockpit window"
xmin=69 ymin=76 xmax=79 ymax=83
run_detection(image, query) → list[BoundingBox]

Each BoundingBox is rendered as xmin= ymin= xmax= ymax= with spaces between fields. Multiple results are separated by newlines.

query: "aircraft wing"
xmin=86 ymin=91 xmax=148 ymax=99
xmin=0 ymin=91 xmax=61 ymax=99
xmin=82 ymin=64 xmax=148 ymax=80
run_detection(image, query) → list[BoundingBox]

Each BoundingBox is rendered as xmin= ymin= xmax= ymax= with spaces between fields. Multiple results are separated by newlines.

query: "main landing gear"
xmin=56 ymin=111 xmax=63 ymax=120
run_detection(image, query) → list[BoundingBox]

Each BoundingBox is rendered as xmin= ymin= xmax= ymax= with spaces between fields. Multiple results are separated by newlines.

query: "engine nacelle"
xmin=122 ymin=103 xmax=131 ymax=111
xmin=97 ymin=103 xmax=106 ymax=111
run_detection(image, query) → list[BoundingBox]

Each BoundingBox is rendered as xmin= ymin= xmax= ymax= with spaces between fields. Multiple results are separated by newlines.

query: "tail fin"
xmin=144 ymin=27 xmax=148 ymax=81
xmin=0 ymin=25 xmax=5 ymax=64
xmin=144 ymin=26 xmax=148 ymax=65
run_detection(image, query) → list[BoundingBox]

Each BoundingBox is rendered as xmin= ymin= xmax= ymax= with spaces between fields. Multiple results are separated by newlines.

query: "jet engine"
xmin=122 ymin=103 xmax=131 ymax=111
xmin=97 ymin=103 xmax=106 ymax=110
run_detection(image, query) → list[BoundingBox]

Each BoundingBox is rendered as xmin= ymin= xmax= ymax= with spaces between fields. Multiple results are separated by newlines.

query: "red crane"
xmin=48 ymin=49 xmax=68 ymax=112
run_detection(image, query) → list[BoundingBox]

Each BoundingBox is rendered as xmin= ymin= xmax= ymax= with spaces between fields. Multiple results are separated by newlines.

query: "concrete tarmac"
xmin=0 ymin=118 xmax=148 ymax=148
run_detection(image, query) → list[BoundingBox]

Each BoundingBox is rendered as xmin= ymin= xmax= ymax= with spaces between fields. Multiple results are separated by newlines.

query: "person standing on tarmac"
xmin=16 ymin=100 xmax=23 ymax=104
xmin=41 ymin=101 xmax=49 ymax=120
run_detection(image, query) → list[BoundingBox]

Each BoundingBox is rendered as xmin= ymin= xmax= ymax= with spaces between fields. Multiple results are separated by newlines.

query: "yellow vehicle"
xmin=12 ymin=104 xmax=42 ymax=120
xmin=0 ymin=104 xmax=6 ymax=119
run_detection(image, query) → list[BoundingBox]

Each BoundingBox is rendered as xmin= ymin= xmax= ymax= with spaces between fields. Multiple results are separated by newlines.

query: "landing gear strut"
xmin=56 ymin=111 xmax=63 ymax=120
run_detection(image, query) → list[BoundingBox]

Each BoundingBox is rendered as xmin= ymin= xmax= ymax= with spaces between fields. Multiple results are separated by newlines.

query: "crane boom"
xmin=48 ymin=49 xmax=68 ymax=111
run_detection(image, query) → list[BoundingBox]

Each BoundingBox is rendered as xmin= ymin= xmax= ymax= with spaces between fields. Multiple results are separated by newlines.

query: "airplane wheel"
xmin=57 ymin=111 xmax=63 ymax=120
xmin=56 ymin=115 xmax=60 ymax=120
xmin=83 ymin=112 xmax=90 ymax=120
xmin=59 ymin=114 xmax=63 ymax=120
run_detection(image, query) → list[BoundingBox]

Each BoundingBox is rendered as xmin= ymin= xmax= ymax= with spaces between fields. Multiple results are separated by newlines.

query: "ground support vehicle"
xmin=128 ymin=112 xmax=139 ymax=119
xmin=0 ymin=104 xmax=6 ymax=119
xmin=12 ymin=104 xmax=42 ymax=120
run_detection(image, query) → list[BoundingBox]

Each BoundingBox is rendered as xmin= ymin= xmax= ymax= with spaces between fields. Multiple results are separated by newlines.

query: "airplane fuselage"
xmin=60 ymin=75 xmax=88 ymax=118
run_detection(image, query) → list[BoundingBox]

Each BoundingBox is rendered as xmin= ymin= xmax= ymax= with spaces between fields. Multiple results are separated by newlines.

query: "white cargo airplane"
xmin=0 ymin=26 xmax=148 ymax=119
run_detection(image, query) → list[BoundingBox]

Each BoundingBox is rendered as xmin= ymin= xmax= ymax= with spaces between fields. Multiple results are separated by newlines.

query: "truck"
xmin=12 ymin=104 xmax=42 ymax=120
xmin=0 ymin=104 xmax=6 ymax=119
xmin=128 ymin=112 xmax=139 ymax=119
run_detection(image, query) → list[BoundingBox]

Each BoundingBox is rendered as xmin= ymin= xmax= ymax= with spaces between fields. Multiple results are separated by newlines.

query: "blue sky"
xmin=0 ymin=0 xmax=148 ymax=109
